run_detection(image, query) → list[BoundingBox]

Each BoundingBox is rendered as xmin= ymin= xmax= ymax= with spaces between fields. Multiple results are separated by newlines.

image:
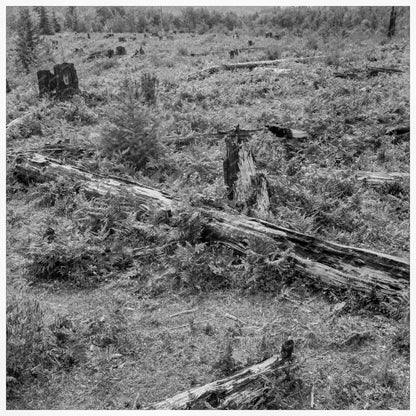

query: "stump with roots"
xmin=223 ymin=126 xmax=271 ymax=219
xmin=37 ymin=63 xmax=79 ymax=98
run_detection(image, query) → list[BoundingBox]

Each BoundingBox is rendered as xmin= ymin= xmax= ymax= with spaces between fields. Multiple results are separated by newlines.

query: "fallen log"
xmin=6 ymin=112 xmax=42 ymax=140
xmin=12 ymin=153 xmax=409 ymax=305
xmin=187 ymin=56 xmax=325 ymax=80
xmin=334 ymin=66 xmax=403 ymax=79
xmin=12 ymin=153 xmax=174 ymax=212
xmin=141 ymin=343 xmax=296 ymax=409
xmin=355 ymin=171 xmax=409 ymax=187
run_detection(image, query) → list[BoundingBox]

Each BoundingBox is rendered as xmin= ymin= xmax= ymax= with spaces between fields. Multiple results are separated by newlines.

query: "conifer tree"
xmin=51 ymin=11 xmax=61 ymax=33
xmin=15 ymin=8 xmax=39 ymax=73
xmin=64 ymin=7 xmax=78 ymax=32
xmin=35 ymin=7 xmax=53 ymax=35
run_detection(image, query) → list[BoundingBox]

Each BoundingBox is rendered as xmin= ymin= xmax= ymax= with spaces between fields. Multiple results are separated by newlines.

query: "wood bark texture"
xmin=13 ymin=153 xmax=409 ymax=304
xmin=142 ymin=352 xmax=296 ymax=409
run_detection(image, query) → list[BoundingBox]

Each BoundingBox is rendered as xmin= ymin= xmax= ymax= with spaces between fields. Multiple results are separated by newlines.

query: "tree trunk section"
xmin=12 ymin=153 xmax=409 ymax=305
xmin=142 ymin=350 xmax=296 ymax=409
xmin=37 ymin=63 xmax=79 ymax=98
xmin=223 ymin=128 xmax=271 ymax=218
xmin=387 ymin=6 xmax=397 ymax=38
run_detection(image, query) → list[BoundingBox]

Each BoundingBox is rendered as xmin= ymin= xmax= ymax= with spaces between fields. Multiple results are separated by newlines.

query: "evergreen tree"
xmin=35 ymin=6 xmax=53 ymax=35
xmin=64 ymin=6 xmax=78 ymax=32
xmin=15 ymin=8 xmax=39 ymax=74
xmin=52 ymin=11 xmax=61 ymax=33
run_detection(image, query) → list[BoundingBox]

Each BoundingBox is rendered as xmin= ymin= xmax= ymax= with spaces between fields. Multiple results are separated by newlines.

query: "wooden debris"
xmin=386 ymin=125 xmax=410 ymax=136
xmin=334 ymin=66 xmax=403 ymax=79
xmin=6 ymin=112 xmax=42 ymax=140
xmin=224 ymin=313 xmax=247 ymax=326
xmin=13 ymin=153 xmax=409 ymax=305
xmin=223 ymin=127 xmax=271 ymax=219
xmin=142 ymin=344 xmax=296 ymax=409
xmin=169 ymin=309 xmax=198 ymax=318
xmin=355 ymin=171 xmax=409 ymax=187
xmin=187 ymin=56 xmax=325 ymax=80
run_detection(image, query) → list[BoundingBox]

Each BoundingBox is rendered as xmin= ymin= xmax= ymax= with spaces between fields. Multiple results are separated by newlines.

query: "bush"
xmin=7 ymin=290 xmax=80 ymax=388
xmin=100 ymin=78 xmax=164 ymax=172
xmin=263 ymin=45 xmax=282 ymax=60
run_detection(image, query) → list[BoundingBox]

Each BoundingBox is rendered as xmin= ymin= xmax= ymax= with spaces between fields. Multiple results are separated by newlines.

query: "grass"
xmin=6 ymin=27 xmax=409 ymax=410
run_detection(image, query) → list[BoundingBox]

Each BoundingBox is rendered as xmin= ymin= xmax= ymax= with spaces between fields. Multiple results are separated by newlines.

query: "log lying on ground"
xmin=142 ymin=349 xmax=296 ymax=409
xmin=6 ymin=112 xmax=42 ymax=140
xmin=334 ymin=66 xmax=403 ymax=79
xmin=187 ymin=56 xmax=325 ymax=80
xmin=355 ymin=171 xmax=409 ymax=187
xmin=12 ymin=153 xmax=409 ymax=304
xmin=12 ymin=153 xmax=174 ymax=212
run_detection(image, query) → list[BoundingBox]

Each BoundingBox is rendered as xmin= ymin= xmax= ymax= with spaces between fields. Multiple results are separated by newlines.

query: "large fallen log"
xmin=187 ymin=56 xmax=325 ymax=80
xmin=6 ymin=111 xmax=42 ymax=140
xmin=141 ymin=343 xmax=296 ymax=410
xmin=12 ymin=153 xmax=409 ymax=305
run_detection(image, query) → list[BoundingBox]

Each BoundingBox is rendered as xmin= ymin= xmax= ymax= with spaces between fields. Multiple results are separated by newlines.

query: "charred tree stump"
xmin=37 ymin=63 xmax=79 ymax=98
xmin=387 ymin=6 xmax=397 ymax=38
xmin=116 ymin=46 xmax=127 ymax=55
xmin=107 ymin=49 xmax=114 ymax=58
xmin=53 ymin=63 xmax=79 ymax=98
xmin=223 ymin=127 xmax=271 ymax=218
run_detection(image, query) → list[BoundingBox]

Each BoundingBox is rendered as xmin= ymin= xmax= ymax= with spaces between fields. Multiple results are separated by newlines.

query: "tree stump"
xmin=140 ymin=45 xmax=145 ymax=55
xmin=223 ymin=127 xmax=271 ymax=219
xmin=107 ymin=49 xmax=114 ymax=58
xmin=37 ymin=63 xmax=79 ymax=98
xmin=6 ymin=79 xmax=11 ymax=93
xmin=119 ymin=37 xmax=126 ymax=42
xmin=116 ymin=46 xmax=127 ymax=55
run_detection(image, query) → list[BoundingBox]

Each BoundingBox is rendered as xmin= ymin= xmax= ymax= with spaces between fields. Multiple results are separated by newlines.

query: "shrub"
xmin=7 ymin=289 xmax=80 ymax=391
xmin=100 ymin=78 xmax=164 ymax=172
xmin=263 ymin=45 xmax=282 ymax=60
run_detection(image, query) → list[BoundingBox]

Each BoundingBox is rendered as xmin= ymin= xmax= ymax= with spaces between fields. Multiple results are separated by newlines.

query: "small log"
xmin=356 ymin=171 xmax=409 ymax=187
xmin=6 ymin=112 xmax=42 ymax=140
xmin=187 ymin=56 xmax=325 ymax=80
xmin=142 ymin=344 xmax=296 ymax=409
xmin=386 ymin=125 xmax=410 ymax=136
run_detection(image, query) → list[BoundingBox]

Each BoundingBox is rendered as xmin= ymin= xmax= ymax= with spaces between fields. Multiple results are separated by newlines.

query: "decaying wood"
xmin=12 ymin=153 xmax=174 ymax=212
xmin=356 ymin=171 xmax=409 ymax=187
xmin=6 ymin=112 xmax=42 ymax=140
xmin=187 ymin=56 xmax=325 ymax=80
xmin=12 ymin=153 xmax=409 ymax=305
xmin=142 ymin=348 xmax=296 ymax=409
xmin=223 ymin=127 xmax=271 ymax=219
xmin=386 ymin=125 xmax=410 ymax=136
xmin=334 ymin=66 xmax=403 ymax=79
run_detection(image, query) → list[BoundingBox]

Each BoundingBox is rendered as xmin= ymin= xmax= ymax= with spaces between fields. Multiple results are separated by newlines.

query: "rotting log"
xmin=334 ymin=66 xmax=403 ymax=79
xmin=355 ymin=171 xmax=409 ymax=187
xmin=141 ymin=345 xmax=296 ymax=409
xmin=12 ymin=153 xmax=409 ymax=304
xmin=6 ymin=112 xmax=42 ymax=140
xmin=187 ymin=56 xmax=325 ymax=80
xmin=12 ymin=153 xmax=174 ymax=212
